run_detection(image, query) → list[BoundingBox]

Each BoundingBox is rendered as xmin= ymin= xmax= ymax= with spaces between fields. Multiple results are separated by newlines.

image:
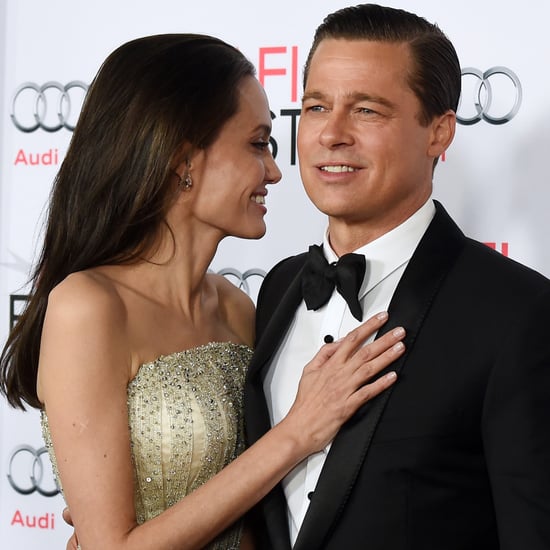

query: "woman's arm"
xmin=40 ymin=274 xmax=404 ymax=550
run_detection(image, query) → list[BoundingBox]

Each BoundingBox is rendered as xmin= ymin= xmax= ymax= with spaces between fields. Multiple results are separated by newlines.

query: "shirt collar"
xmin=322 ymin=198 xmax=436 ymax=298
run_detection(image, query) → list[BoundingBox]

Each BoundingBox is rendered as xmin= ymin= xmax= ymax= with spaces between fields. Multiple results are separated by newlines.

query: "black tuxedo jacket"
xmin=244 ymin=201 xmax=550 ymax=550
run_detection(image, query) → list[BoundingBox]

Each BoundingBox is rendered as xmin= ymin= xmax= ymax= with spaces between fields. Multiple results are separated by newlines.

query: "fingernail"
xmin=392 ymin=342 xmax=405 ymax=352
xmin=386 ymin=371 xmax=397 ymax=380
xmin=393 ymin=327 xmax=405 ymax=337
xmin=376 ymin=311 xmax=388 ymax=320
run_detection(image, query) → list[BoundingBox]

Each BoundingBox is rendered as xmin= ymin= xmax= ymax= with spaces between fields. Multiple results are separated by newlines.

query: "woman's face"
xmin=186 ymin=76 xmax=282 ymax=240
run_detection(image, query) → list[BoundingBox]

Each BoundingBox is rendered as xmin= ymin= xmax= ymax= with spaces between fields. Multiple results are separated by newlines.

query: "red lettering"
xmin=11 ymin=509 xmax=24 ymax=526
xmin=258 ymin=46 xmax=299 ymax=102
xmin=38 ymin=512 xmax=54 ymax=529
xmin=10 ymin=509 xmax=55 ymax=529
xmin=291 ymin=46 xmax=298 ymax=102
xmin=40 ymin=149 xmax=58 ymax=165
xmin=259 ymin=47 xmax=287 ymax=84
xmin=14 ymin=149 xmax=27 ymax=165
xmin=27 ymin=515 xmax=37 ymax=527
xmin=14 ymin=148 xmax=59 ymax=166
xmin=485 ymin=242 xmax=509 ymax=256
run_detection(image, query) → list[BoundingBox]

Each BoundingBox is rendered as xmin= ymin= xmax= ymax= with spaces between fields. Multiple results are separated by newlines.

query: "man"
xmin=245 ymin=4 xmax=550 ymax=549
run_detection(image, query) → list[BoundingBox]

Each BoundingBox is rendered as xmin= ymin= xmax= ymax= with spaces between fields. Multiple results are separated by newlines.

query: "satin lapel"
xmin=245 ymin=259 xmax=306 ymax=550
xmin=248 ymin=264 xmax=305 ymax=381
xmin=293 ymin=202 xmax=466 ymax=550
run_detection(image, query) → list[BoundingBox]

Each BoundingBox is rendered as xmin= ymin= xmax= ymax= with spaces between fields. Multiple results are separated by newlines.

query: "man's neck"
xmin=327 ymin=199 xmax=433 ymax=256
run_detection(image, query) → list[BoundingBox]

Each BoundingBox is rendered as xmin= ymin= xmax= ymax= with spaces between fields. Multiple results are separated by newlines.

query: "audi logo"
xmin=11 ymin=68 xmax=521 ymax=132
xmin=10 ymin=81 xmax=89 ymax=133
xmin=7 ymin=445 xmax=60 ymax=497
xmin=216 ymin=267 xmax=266 ymax=296
xmin=457 ymin=67 xmax=522 ymax=125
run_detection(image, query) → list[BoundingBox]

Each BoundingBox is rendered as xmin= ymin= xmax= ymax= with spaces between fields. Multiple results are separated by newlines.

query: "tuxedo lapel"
xmin=293 ymin=202 xmax=467 ymax=549
xmin=248 ymin=261 xmax=305 ymax=381
xmin=245 ymin=257 xmax=307 ymax=550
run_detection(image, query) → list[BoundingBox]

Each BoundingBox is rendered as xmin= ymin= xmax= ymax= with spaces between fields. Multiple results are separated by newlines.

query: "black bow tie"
xmin=301 ymin=244 xmax=366 ymax=321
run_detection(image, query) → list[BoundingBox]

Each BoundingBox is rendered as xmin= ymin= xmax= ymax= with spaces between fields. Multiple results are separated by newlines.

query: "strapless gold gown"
xmin=41 ymin=341 xmax=253 ymax=549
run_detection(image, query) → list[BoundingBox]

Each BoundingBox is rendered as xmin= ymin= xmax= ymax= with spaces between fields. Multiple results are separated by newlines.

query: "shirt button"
xmin=323 ymin=334 xmax=334 ymax=343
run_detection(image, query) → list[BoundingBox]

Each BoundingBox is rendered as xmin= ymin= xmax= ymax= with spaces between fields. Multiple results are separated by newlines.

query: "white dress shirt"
xmin=263 ymin=199 xmax=435 ymax=545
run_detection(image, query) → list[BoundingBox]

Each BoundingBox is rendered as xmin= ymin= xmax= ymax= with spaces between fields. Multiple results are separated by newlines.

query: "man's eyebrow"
xmin=349 ymin=92 xmax=396 ymax=110
xmin=301 ymin=90 xmax=396 ymax=110
xmin=301 ymin=90 xmax=324 ymax=102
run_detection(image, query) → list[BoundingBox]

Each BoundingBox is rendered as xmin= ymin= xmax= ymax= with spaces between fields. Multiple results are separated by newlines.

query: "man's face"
xmin=297 ymin=38 xmax=448 ymax=244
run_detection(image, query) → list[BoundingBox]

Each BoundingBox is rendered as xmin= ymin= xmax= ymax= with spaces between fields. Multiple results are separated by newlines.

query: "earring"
xmin=181 ymin=158 xmax=193 ymax=190
xmin=175 ymin=166 xmax=193 ymax=190
xmin=181 ymin=171 xmax=193 ymax=190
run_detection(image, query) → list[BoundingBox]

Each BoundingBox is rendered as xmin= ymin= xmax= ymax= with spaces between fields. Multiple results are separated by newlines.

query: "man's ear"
xmin=427 ymin=110 xmax=456 ymax=159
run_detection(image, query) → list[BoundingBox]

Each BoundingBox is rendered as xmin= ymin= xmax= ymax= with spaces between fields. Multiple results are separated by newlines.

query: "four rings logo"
xmin=457 ymin=67 xmax=522 ymax=125
xmin=216 ymin=267 xmax=266 ymax=296
xmin=7 ymin=445 xmax=60 ymax=497
xmin=11 ymin=81 xmax=89 ymax=132
xmin=11 ymin=67 xmax=522 ymax=133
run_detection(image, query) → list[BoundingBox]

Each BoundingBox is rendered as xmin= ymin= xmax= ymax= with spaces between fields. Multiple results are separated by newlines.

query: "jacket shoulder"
xmin=255 ymin=251 xmax=309 ymax=334
xmin=462 ymin=236 xmax=550 ymax=292
xmin=262 ymin=252 xmax=309 ymax=289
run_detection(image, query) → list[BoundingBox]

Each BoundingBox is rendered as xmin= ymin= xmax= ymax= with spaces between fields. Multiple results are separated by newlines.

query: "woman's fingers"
xmin=62 ymin=507 xmax=79 ymax=550
xmin=351 ymin=336 xmax=405 ymax=390
xmin=347 ymin=369 xmax=398 ymax=411
xmin=335 ymin=311 xmax=391 ymax=356
xmin=62 ymin=507 xmax=74 ymax=526
xmin=307 ymin=312 xmax=406 ymax=384
xmin=65 ymin=534 xmax=79 ymax=550
xmin=305 ymin=311 xmax=393 ymax=372
xmin=327 ymin=311 xmax=405 ymax=365
xmin=287 ymin=312 xmax=405 ymax=455
xmin=349 ymin=327 xmax=405 ymax=376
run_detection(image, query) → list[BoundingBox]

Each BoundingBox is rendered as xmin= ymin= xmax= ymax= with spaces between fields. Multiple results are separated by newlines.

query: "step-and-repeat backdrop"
xmin=1 ymin=0 xmax=549 ymax=547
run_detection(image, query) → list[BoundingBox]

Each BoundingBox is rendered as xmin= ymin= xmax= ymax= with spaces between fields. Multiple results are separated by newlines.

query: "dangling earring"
xmin=181 ymin=171 xmax=193 ymax=190
xmin=176 ymin=160 xmax=193 ymax=190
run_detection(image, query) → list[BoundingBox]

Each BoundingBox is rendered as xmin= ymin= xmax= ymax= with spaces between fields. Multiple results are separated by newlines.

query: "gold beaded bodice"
xmin=41 ymin=341 xmax=253 ymax=550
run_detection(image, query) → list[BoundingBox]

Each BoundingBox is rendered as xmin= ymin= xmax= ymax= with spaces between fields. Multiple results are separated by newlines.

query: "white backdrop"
xmin=1 ymin=1 xmax=549 ymax=547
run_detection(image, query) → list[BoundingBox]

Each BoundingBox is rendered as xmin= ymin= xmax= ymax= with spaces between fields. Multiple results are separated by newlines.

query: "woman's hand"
xmin=62 ymin=507 xmax=79 ymax=550
xmin=281 ymin=311 xmax=405 ymax=456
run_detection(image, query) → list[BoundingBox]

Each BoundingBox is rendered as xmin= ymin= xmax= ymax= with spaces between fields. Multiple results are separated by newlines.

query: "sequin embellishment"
xmin=42 ymin=342 xmax=253 ymax=550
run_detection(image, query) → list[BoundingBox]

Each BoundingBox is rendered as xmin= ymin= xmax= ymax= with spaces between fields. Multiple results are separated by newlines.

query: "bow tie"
xmin=301 ymin=244 xmax=366 ymax=321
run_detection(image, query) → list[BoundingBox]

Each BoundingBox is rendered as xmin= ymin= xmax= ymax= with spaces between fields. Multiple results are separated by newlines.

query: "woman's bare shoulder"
xmin=37 ymin=269 xmax=132 ymax=404
xmin=208 ymin=274 xmax=255 ymax=347
xmin=47 ymin=269 xmax=127 ymax=325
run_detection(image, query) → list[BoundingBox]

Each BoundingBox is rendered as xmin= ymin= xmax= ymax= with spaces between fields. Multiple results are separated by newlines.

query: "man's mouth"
xmin=319 ymin=165 xmax=358 ymax=173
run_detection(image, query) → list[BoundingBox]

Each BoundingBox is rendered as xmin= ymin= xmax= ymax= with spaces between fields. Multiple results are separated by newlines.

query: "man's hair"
xmin=303 ymin=3 xmax=461 ymax=126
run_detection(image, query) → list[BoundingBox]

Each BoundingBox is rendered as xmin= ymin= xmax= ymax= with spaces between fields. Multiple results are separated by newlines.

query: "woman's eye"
xmin=253 ymin=141 xmax=270 ymax=150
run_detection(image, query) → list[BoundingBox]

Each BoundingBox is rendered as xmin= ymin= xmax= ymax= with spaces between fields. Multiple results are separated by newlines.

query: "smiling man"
xmin=245 ymin=4 xmax=550 ymax=550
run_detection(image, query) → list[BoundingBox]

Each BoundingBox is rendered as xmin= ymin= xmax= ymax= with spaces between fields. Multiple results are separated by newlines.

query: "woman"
xmin=0 ymin=34 xmax=405 ymax=549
